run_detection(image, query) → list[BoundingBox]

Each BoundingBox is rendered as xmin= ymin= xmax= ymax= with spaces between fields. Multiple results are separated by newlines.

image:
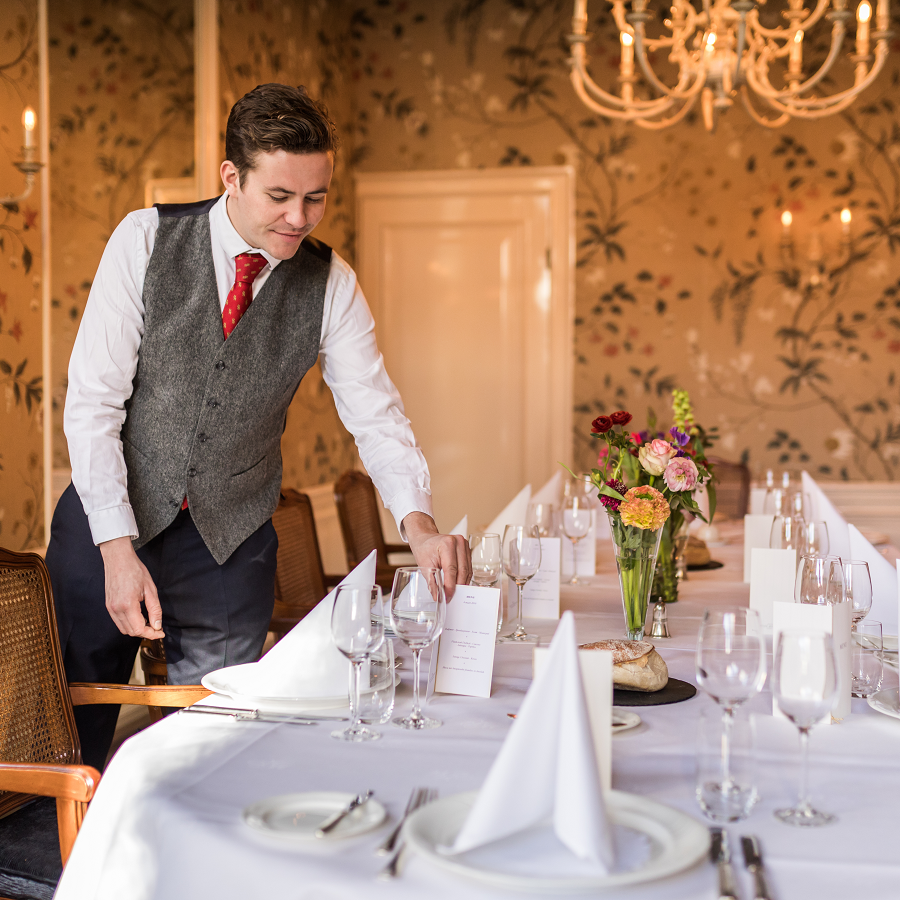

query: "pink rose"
xmin=663 ymin=457 xmax=699 ymax=492
xmin=638 ymin=439 xmax=676 ymax=476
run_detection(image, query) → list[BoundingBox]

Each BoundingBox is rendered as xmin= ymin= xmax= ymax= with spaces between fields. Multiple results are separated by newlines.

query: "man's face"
xmin=221 ymin=149 xmax=334 ymax=260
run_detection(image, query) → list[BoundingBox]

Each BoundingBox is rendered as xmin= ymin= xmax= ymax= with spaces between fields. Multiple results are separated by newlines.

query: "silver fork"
xmin=378 ymin=788 xmax=438 ymax=880
xmin=377 ymin=787 xmax=425 ymax=856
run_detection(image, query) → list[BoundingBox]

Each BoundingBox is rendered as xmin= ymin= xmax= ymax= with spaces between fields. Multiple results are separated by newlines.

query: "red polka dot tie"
xmin=222 ymin=252 xmax=267 ymax=339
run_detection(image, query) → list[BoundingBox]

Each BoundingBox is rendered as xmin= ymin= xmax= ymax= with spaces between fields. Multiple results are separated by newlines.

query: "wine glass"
xmin=772 ymin=629 xmax=839 ymax=826
xmin=562 ymin=495 xmax=592 ymax=585
xmin=763 ymin=487 xmax=785 ymax=516
xmin=390 ymin=567 xmax=446 ymax=730
xmin=843 ymin=559 xmax=873 ymax=626
xmin=469 ymin=532 xmax=501 ymax=587
xmin=499 ymin=525 xmax=542 ymax=642
xmin=695 ymin=608 xmax=767 ymax=821
xmin=526 ymin=502 xmax=555 ymax=538
xmin=330 ymin=584 xmax=385 ymax=742
xmin=769 ymin=512 xmax=804 ymax=551
xmin=804 ymin=521 xmax=830 ymax=557
xmin=795 ymin=555 xmax=844 ymax=605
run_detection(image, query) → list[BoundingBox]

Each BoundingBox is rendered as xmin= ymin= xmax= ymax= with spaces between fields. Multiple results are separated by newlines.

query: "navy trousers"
xmin=45 ymin=484 xmax=277 ymax=770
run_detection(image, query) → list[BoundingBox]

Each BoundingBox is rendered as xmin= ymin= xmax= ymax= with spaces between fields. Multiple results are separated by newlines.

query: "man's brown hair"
xmin=225 ymin=83 xmax=339 ymax=185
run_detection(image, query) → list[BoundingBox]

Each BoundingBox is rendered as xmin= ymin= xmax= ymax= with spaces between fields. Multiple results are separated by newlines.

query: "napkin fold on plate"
xmin=449 ymin=611 xmax=614 ymax=868
xmin=228 ymin=550 xmax=378 ymax=699
xmin=450 ymin=515 xmax=468 ymax=537
xmin=802 ymin=471 xmax=851 ymax=561
xmin=531 ymin=472 xmax=562 ymax=506
xmin=486 ymin=484 xmax=532 ymax=538
xmin=848 ymin=524 xmax=898 ymax=635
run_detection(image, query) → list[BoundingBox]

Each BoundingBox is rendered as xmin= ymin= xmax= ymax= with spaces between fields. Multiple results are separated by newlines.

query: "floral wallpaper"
xmin=19 ymin=0 xmax=900 ymax=548
xmin=0 ymin=0 xmax=43 ymax=549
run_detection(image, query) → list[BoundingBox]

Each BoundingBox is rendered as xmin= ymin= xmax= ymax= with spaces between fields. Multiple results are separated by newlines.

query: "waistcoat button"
xmin=207 ymin=399 xmax=218 ymax=408
xmin=188 ymin=467 xmax=198 ymax=478
xmin=198 ymin=432 xmax=208 ymax=443
xmin=215 ymin=361 xmax=226 ymax=370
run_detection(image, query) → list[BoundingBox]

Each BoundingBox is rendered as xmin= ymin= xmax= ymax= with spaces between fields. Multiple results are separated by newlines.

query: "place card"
xmin=561 ymin=509 xmax=597 ymax=579
xmin=522 ymin=537 xmax=561 ymax=619
xmin=743 ymin=514 xmax=775 ymax=583
xmin=533 ymin=646 xmax=612 ymax=791
xmin=772 ymin=600 xmax=851 ymax=722
xmin=749 ymin=547 xmax=797 ymax=630
xmin=433 ymin=585 xmax=502 ymax=699
xmin=749 ymin=487 xmax=767 ymax=515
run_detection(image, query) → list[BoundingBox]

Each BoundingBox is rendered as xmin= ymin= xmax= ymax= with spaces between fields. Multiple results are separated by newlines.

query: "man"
xmin=46 ymin=83 xmax=470 ymax=769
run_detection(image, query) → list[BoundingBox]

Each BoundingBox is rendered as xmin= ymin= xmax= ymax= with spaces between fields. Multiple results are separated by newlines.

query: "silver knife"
xmin=709 ymin=828 xmax=740 ymax=900
xmin=182 ymin=705 xmax=348 ymax=722
xmin=741 ymin=835 xmax=773 ymax=900
xmin=315 ymin=790 xmax=373 ymax=838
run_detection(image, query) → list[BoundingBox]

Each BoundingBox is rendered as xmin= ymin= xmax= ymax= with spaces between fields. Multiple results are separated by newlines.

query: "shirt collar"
xmin=211 ymin=192 xmax=282 ymax=271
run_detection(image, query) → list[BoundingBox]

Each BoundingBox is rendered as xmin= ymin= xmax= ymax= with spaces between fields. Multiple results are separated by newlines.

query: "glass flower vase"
xmin=609 ymin=515 xmax=665 ymax=640
xmin=653 ymin=512 xmax=686 ymax=605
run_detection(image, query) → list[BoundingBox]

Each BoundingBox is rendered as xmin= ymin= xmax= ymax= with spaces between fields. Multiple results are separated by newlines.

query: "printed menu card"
xmin=522 ymin=537 xmax=561 ymax=619
xmin=433 ymin=585 xmax=502 ymax=698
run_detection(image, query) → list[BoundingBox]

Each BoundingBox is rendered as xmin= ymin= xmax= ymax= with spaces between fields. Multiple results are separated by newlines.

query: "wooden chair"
xmin=708 ymin=457 xmax=751 ymax=520
xmin=0 ymin=547 xmax=210 ymax=897
xmin=270 ymin=489 xmax=343 ymax=639
xmin=334 ymin=470 xmax=410 ymax=591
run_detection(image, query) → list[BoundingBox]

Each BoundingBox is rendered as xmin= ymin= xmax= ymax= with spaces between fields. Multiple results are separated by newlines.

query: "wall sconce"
xmin=779 ymin=208 xmax=852 ymax=284
xmin=2 ymin=106 xmax=44 ymax=210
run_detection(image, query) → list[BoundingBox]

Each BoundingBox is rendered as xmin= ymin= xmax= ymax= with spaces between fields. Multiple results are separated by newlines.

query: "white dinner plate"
xmin=867 ymin=688 xmax=900 ymax=721
xmin=243 ymin=791 xmax=386 ymax=841
xmin=611 ymin=709 xmax=642 ymax=733
xmin=202 ymin=663 xmax=350 ymax=712
xmin=403 ymin=790 xmax=709 ymax=894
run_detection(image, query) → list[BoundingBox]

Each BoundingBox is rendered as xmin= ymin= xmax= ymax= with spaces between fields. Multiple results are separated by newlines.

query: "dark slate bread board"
xmin=613 ymin=677 xmax=697 ymax=706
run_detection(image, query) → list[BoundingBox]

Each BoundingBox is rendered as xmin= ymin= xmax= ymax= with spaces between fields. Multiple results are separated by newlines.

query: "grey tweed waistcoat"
xmin=121 ymin=197 xmax=330 ymax=564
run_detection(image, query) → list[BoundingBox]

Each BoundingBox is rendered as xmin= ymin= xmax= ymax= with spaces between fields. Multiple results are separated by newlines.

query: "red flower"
xmin=10 ymin=320 xmax=23 ymax=342
xmin=603 ymin=344 xmax=619 ymax=357
xmin=591 ymin=415 xmax=613 ymax=434
xmin=610 ymin=410 xmax=632 ymax=426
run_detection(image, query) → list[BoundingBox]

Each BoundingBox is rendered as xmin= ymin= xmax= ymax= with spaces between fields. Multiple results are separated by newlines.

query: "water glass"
xmin=851 ymin=620 xmax=883 ymax=698
xmin=526 ymin=502 xmax=555 ymax=538
xmin=696 ymin=706 xmax=757 ymax=822
xmin=390 ymin=567 xmax=446 ymax=730
xmin=795 ymin=555 xmax=844 ymax=605
xmin=772 ymin=629 xmax=839 ymax=826
xmin=804 ymin=520 xmax=830 ymax=557
xmin=358 ymin=637 xmax=396 ymax=725
xmin=770 ymin=514 xmax=804 ymax=551
xmin=330 ymin=584 xmax=385 ymax=742
xmin=469 ymin=532 xmax=501 ymax=587
xmin=843 ymin=559 xmax=873 ymax=626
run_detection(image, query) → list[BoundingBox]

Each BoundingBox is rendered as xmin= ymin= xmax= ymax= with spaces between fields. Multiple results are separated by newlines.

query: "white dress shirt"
xmin=65 ymin=193 xmax=433 ymax=546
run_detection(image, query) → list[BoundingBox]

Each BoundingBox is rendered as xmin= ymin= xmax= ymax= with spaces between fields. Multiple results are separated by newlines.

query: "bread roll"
xmin=579 ymin=639 xmax=669 ymax=692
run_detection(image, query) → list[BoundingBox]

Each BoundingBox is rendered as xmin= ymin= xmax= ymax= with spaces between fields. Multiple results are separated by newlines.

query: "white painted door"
xmin=356 ymin=168 xmax=574 ymax=534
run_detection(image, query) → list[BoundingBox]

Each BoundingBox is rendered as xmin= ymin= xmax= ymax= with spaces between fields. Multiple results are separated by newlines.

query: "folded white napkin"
xmin=450 ymin=612 xmax=614 ymax=867
xmin=486 ymin=484 xmax=532 ymax=537
xmin=450 ymin=515 xmax=468 ymax=537
xmin=230 ymin=550 xmax=378 ymax=699
xmin=848 ymin=524 xmax=898 ymax=635
xmin=802 ymin=471 xmax=851 ymax=560
xmin=531 ymin=472 xmax=562 ymax=506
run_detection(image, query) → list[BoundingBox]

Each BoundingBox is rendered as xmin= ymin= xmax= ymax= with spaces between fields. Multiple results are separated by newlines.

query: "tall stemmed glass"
xmin=526 ymin=502 xmax=555 ymax=538
xmin=804 ymin=521 xmax=830 ymax=557
xmin=330 ymin=584 xmax=385 ymax=742
xmin=499 ymin=525 xmax=542 ymax=642
xmin=843 ymin=559 xmax=873 ymax=627
xmin=772 ymin=630 xmax=839 ymax=827
xmin=562 ymin=495 xmax=592 ymax=585
xmin=796 ymin=555 xmax=844 ymax=606
xmin=390 ymin=567 xmax=446 ymax=730
xmin=469 ymin=532 xmax=502 ymax=633
xmin=695 ymin=608 xmax=767 ymax=821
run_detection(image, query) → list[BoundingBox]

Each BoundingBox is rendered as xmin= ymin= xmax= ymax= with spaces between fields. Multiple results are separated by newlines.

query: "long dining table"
xmin=55 ymin=526 xmax=900 ymax=900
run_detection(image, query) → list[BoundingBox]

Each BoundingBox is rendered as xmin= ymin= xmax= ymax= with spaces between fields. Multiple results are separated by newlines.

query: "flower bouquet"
xmin=583 ymin=395 xmax=716 ymax=638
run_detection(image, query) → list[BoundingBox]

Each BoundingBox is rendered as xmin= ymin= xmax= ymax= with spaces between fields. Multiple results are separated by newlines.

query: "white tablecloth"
xmin=56 ymin=537 xmax=900 ymax=900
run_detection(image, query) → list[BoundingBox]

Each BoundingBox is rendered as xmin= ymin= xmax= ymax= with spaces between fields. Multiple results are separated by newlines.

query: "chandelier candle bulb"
xmin=781 ymin=210 xmax=793 ymax=237
xmin=22 ymin=107 xmax=35 ymax=149
xmin=621 ymin=31 xmax=634 ymax=78
xmin=857 ymin=1 xmax=872 ymax=56
xmin=840 ymin=207 xmax=852 ymax=238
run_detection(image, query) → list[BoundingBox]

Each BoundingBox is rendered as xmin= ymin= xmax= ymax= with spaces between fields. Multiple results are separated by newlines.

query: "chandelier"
xmin=568 ymin=0 xmax=893 ymax=131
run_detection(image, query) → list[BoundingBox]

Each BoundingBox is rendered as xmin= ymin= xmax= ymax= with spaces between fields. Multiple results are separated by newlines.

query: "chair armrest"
xmin=385 ymin=543 xmax=409 ymax=555
xmin=68 ymin=683 xmax=211 ymax=708
xmin=0 ymin=762 xmax=99 ymax=803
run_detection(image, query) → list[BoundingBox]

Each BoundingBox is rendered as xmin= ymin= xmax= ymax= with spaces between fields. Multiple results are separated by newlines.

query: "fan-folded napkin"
xmin=449 ymin=611 xmax=614 ymax=867
xmin=450 ymin=515 xmax=468 ymax=537
xmin=531 ymin=472 xmax=562 ymax=506
xmin=225 ymin=550 xmax=378 ymax=698
xmin=802 ymin=471 xmax=851 ymax=560
xmin=486 ymin=484 xmax=532 ymax=537
xmin=848 ymin=524 xmax=898 ymax=635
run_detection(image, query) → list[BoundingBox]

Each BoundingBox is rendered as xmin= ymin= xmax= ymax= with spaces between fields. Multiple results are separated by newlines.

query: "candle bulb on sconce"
xmin=780 ymin=210 xmax=794 ymax=261
xmin=856 ymin=1 xmax=872 ymax=58
xmin=22 ymin=107 xmax=36 ymax=150
xmin=840 ymin=207 xmax=852 ymax=239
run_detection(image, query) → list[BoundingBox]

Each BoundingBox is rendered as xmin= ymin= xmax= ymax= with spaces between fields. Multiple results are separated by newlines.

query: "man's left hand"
xmin=401 ymin=512 xmax=471 ymax=599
